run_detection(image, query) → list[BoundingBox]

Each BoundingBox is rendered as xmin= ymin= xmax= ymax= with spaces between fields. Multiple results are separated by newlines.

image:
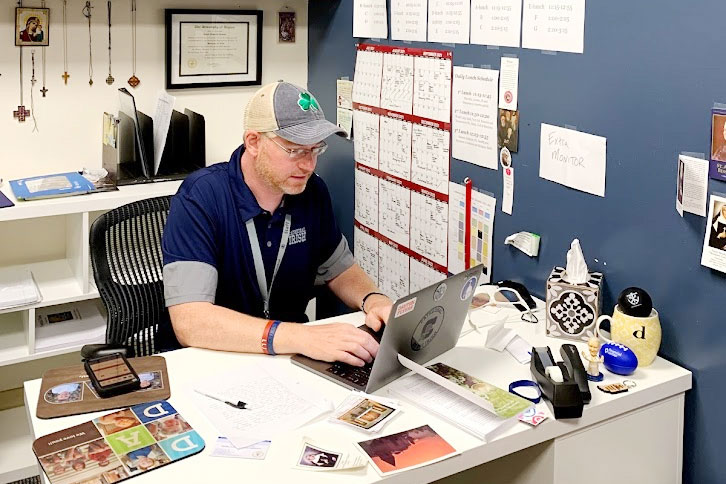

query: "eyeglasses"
xmin=264 ymin=134 xmax=328 ymax=160
xmin=469 ymin=285 xmax=541 ymax=327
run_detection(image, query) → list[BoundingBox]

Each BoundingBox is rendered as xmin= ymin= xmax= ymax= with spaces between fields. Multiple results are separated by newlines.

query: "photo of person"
xmin=337 ymin=399 xmax=394 ymax=429
xmin=356 ymin=425 xmax=457 ymax=476
xmin=146 ymin=413 xmax=192 ymax=441
xmin=497 ymin=108 xmax=519 ymax=153
xmin=278 ymin=11 xmax=296 ymax=43
xmin=120 ymin=444 xmax=170 ymax=473
xmin=708 ymin=200 xmax=726 ymax=251
xmin=94 ymin=409 xmax=141 ymax=436
xmin=15 ymin=7 xmax=49 ymax=46
xmin=677 ymin=158 xmax=684 ymax=204
xmin=138 ymin=371 xmax=163 ymax=391
xmin=44 ymin=382 xmax=83 ymax=405
xmin=38 ymin=441 xmax=127 ymax=484
xmin=297 ymin=444 xmax=340 ymax=468
xmin=711 ymin=111 xmax=726 ymax=163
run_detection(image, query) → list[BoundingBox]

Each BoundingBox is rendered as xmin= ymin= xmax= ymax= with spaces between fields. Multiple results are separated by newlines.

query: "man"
xmin=162 ymin=81 xmax=392 ymax=367
xmin=19 ymin=16 xmax=44 ymax=42
xmin=709 ymin=203 xmax=726 ymax=250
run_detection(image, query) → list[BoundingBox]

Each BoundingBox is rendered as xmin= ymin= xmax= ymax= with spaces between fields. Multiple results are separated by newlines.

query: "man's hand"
xmin=281 ymin=323 xmax=379 ymax=367
xmin=718 ymin=230 xmax=726 ymax=239
xmin=363 ymin=294 xmax=393 ymax=332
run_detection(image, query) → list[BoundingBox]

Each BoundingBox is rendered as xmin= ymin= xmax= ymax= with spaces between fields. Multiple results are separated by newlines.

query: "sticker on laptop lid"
xmin=460 ymin=276 xmax=478 ymax=301
xmin=394 ymin=298 xmax=416 ymax=318
xmin=411 ymin=306 xmax=444 ymax=351
xmin=433 ymin=282 xmax=447 ymax=301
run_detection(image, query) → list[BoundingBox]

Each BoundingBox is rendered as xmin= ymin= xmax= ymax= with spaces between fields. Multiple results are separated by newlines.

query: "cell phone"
xmin=84 ymin=352 xmax=141 ymax=398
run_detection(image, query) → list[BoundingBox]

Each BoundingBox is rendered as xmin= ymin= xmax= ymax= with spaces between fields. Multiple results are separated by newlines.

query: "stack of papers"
xmin=0 ymin=268 xmax=41 ymax=310
xmin=35 ymin=301 xmax=107 ymax=352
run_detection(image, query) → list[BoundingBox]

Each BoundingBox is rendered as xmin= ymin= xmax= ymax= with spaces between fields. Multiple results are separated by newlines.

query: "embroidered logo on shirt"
xmin=288 ymin=227 xmax=307 ymax=245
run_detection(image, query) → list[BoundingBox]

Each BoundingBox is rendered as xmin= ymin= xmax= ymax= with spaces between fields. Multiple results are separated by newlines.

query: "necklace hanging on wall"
xmin=128 ymin=0 xmax=140 ymax=87
xmin=62 ymin=0 xmax=69 ymax=84
xmin=105 ymin=0 xmax=114 ymax=84
xmin=83 ymin=1 xmax=94 ymax=86
xmin=14 ymin=1 xmax=29 ymax=123
xmin=30 ymin=50 xmax=39 ymax=131
xmin=40 ymin=0 xmax=48 ymax=96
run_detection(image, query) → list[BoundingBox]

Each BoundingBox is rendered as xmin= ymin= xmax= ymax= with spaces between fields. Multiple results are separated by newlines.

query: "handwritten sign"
xmin=539 ymin=123 xmax=607 ymax=197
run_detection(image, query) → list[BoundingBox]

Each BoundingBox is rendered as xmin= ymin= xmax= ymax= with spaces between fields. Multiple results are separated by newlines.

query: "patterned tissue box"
xmin=545 ymin=267 xmax=604 ymax=342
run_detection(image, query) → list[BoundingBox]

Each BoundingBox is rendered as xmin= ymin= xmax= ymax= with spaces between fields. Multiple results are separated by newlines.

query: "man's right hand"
xmin=278 ymin=323 xmax=379 ymax=367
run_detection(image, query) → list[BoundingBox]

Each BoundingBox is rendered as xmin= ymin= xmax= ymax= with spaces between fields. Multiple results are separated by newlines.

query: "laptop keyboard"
xmin=324 ymin=325 xmax=383 ymax=387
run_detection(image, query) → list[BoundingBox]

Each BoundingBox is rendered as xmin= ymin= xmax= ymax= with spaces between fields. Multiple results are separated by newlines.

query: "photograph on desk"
xmin=44 ymin=382 xmax=84 ymax=405
xmin=335 ymin=396 xmax=396 ymax=430
xmin=356 ymin=425 xmax=458 ymax=476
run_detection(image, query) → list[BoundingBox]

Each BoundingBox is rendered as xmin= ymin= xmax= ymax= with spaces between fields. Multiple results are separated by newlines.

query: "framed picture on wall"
xmin=165 ymin=9 xmax=262 ymax=89
xmin=278 ymin=11 xmax=296 ymax=43
xmin=15 ymin=7 xmax=49 ymax=47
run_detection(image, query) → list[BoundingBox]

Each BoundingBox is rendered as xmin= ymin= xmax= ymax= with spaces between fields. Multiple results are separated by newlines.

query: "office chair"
xmin=82 ymin=195 xmax=177 ymax=359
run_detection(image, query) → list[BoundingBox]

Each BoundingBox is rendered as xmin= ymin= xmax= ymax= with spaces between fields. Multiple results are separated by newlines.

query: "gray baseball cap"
xmin=243 ymin=81 xmax=347 ymax=145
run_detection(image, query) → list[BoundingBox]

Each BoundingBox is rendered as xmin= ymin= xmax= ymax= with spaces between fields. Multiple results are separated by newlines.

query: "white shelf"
xmin=0 ymin=406 xmax=38 ymax=483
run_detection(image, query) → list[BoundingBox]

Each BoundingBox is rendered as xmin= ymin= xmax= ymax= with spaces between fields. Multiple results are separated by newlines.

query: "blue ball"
xmin=599 ymin=342 xmax=638 ymax=375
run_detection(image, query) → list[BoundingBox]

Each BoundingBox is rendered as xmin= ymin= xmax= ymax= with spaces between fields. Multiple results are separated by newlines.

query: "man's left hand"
xmin=364 ymin=294 xmax=393 ymax=332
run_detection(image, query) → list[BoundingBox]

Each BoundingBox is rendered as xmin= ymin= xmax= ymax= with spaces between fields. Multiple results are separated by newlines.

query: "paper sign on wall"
xmin=522 ymin=0 xmax=586 ymax=54
xmin=539 ymin=124 xmax=607 ymax=197
xmin=354 ymin=0 xmax=388 ymax=39
xmin=391 ymin=0 xmax=428 ymax=41
xmin=498 ymin=57 xmax=519 ymax=111
xmin=470 ymin=0 xmax=522 ymax=48
xmin=428 ymin=0 xmax=470 ymax=44
xmin=676 ymin=155 xmax=709 ymax=217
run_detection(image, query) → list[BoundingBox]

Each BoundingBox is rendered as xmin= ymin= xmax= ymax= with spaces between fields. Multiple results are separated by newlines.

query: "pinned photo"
xmin=702 ymin=195 xmax=726 ymax=274
xmin=498 ymin=109 xmax=519 ymax=153
xmin=15 ymin=7 xmax=49 ymax=46
xmin=44 ymin=382 xmax=83 ymax=405
xmin=356 ymin=425 xmax=457 ymax=476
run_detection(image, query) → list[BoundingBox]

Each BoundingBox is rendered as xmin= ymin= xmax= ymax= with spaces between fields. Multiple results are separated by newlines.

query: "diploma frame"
xmin=165 ymin=9 xmax=262 ymax=89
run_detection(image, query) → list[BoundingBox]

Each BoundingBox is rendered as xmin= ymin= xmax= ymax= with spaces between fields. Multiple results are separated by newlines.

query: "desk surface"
xmin=24 ymin=308 xmax=692 ymax=484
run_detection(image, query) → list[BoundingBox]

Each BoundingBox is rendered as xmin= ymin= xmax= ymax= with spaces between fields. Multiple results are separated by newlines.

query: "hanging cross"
xmin=62 ymin=71 xmax=70 ymax=84
xmin=14 ymin=106 xmax=30 ymax=122
xmin=40 ymin=86 xmax=48 ymax=97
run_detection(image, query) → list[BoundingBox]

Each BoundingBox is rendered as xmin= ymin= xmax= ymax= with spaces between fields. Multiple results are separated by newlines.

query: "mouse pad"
xmin=33 ymin=401 xmax=205 ymax=484
xmin=37 ymin=356 xmax=170 ymax=419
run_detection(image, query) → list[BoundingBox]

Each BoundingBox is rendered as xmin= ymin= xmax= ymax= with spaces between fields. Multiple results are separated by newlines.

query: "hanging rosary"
xmin=128 ymin=0 xmax=140 ymax=87
xmin=83 ymin=1 xmax=94 ymax=86
xmin=62 ymin=0 xmax=69 ymax=84
xmin=106 ymin=0 xmax=114 ymax=84
xmin=30 ymin=50 xmax=39 ymax=131
xmin=14 ymin=0 xmax=29 ymax=123
xmin=40 ymin=0 xmax=48 ymax=97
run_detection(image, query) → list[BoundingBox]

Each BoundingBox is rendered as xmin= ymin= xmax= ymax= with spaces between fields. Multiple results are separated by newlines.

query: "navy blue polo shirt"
xmin=162 ymin=144 xmax=354 ymax=324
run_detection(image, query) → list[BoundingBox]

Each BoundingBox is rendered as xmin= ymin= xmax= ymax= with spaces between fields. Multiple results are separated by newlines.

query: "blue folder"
xmin=10 ymin=172 xmax=96 ymax=201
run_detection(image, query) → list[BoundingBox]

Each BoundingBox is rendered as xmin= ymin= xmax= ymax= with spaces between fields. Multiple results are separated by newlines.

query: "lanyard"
xmin=245 ymin=214 xmax=292 ymax=318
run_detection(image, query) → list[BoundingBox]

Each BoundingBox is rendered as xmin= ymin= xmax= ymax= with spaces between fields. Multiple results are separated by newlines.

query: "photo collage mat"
xmin=34 ymin=401 xmax=204 ymax=484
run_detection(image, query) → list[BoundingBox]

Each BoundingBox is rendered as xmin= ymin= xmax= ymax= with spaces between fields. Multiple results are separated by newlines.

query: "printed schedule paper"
xmin=428 ymin=0 xmax=471 ymax=44
xmin=414 ymin=55 xmax=453 ymax=123
xmin=353 ymin=49 xmax=384 ymax=107
xmin=381 ymin=52 xmax=415 ymax=114
xmin=471 ymin=0 xmax=523 ymax=48
xmin=522 ymin=0 xmax=586 ymax=54
xmin=391 ymin=0 xmax=428 ymax=41
xmin=452 ymin=66 xmax=499 ymax=170
xmin=353 ymin=0 xmax=388 ymax=39
xmin=539 ymin=123 xmax=607 ymax=197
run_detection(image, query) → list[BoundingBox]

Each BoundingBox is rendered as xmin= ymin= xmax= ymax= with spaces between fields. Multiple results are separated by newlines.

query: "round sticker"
xmin=500 ymin=146 xmax=512 ymax=167
xmin=433 ymin=282 xmax=447 ymax=301
xmin=504 ymin=91 xmax=513 ymax=103
xmin=460 ymin=276 xmax=478 ymax=301
xmin=411 ymin=306 xmax=445 ymax=351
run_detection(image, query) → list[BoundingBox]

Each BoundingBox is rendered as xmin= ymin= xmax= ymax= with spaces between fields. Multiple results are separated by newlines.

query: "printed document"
xmin=428 ymin=0 xmax=470 ymax=44
xmin=353 ymin=0 xmax=388 ymax=39
xmin=522 ymin=0 xmax=586 ymax=53
xmin=471 ymin=0 xmax=522 ymax=48
xmin=391 ymin=0 xmax=428 ymax=41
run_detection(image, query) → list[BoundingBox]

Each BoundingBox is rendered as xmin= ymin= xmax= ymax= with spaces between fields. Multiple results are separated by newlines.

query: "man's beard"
xmin=255 ymin=146 xmax=309 ymax=195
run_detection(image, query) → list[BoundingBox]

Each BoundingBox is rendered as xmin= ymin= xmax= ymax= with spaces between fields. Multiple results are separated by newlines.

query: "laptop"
xmin=291 ymin=265 xmax=483 ymax=393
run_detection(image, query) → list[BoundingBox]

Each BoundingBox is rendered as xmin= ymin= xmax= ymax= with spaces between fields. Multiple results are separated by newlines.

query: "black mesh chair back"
xmin=90 ymin=195 xmax=177 ymax=357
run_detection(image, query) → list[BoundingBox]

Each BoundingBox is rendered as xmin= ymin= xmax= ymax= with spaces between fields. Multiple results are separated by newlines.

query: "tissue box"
xmin=545 ymin=267 xmax=603 ymax=342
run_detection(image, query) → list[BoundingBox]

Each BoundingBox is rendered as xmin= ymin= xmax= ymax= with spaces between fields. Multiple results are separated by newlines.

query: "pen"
xmin=195 ymin=389 xmax=249 ymax=409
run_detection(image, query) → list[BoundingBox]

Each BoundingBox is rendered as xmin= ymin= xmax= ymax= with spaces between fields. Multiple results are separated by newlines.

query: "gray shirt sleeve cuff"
xmin=315 ymin=236 xmax=355 ymax=285
xmin=163 ymin=261 xmax=218 ymax=306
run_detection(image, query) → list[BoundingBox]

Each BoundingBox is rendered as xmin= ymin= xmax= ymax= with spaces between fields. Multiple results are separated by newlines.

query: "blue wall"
xmin=308 ymin=3 xmax=726 ymax=481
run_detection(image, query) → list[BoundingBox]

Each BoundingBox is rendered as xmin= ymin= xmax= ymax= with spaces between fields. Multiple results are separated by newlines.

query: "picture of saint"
xmin=16 ymin=8 xmax=50 ymax=47
xmin=711 ymin=112 xmax=726 ymax=163
xmin=279 ymin=11 xmax=296 ymax=43
xmin=298 ymin=445 xmax=339 ymax=468
xmin=709 ymin=201 xmax=726 ymax=251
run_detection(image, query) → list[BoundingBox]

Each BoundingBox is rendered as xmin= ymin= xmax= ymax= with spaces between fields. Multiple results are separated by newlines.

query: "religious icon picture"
xmin=701 ymin=194 xmax=726 ymax=274
xmin=498 ymin=108 xmax=519 ymax=153
xmin=16 ymin=7 xmax=49 ymax=47
xmin=709 ymin=108 xmax=726 ymax=181
xmin=278 ymin=11 xmax=296 ymax=43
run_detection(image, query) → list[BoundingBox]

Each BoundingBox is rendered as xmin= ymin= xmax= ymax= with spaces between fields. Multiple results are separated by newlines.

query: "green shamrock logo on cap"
xmin=298 ymin=92 xmax=320 ymax=112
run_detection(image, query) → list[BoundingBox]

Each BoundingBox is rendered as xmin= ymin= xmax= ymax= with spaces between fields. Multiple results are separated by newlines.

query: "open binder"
xmin=104 ymin=88 xmax=205 ymax=185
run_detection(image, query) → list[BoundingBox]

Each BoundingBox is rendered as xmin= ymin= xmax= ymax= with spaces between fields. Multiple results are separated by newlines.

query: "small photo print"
xmin=702 ymin=195 xmax=726 ymax=274
xmin=498 ymin=108 xmax=519 ymax=153
xmin=145 ymin=413 xmax=192 ymax=441
xmin=138 ymin=371 xmax=163 ymax=391
xmin=278 ymin=11 xmax=296 ymax=43
xmin=120 ymin=443 xmax=170 ymax=473
xmin=337 ymin=398 xmax=394 ymax=430
xmin=44 ymin=382 xmax=83 ymax=405
xmin=94 ymin=409 xmax=141 ymax=436
xmin=356 ymin=425 xmax=457 ymax=476
xmin=38 ymin=439 xmax=128 ymax=484
xmin=16 ymin=7 xmax=49 ymax=46
xmin=711 ymin=110 xmax=726 ymax=163
xmin=296 ymin=444 xmax=340 ymax=469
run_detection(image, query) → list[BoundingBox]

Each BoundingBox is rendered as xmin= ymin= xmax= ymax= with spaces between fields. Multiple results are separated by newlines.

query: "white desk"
xmin=24 ymin=309 xmax=691 ymax=484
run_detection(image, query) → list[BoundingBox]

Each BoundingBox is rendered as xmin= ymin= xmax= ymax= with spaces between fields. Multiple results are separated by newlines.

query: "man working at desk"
xmin=162 ymin=81 xmax=392 ymax=367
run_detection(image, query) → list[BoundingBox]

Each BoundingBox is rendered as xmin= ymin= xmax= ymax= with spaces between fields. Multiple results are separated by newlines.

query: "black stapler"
xmin=530 ymin=345 xmax=590 ymax=419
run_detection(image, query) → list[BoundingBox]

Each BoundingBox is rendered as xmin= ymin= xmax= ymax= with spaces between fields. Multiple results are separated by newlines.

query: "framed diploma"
xmin=165 ymin=9 xmax=262 ymax=89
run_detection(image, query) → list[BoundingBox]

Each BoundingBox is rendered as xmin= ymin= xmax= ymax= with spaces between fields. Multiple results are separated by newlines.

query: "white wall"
xmin=0 ymin=0 xmax=308 ymax=180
